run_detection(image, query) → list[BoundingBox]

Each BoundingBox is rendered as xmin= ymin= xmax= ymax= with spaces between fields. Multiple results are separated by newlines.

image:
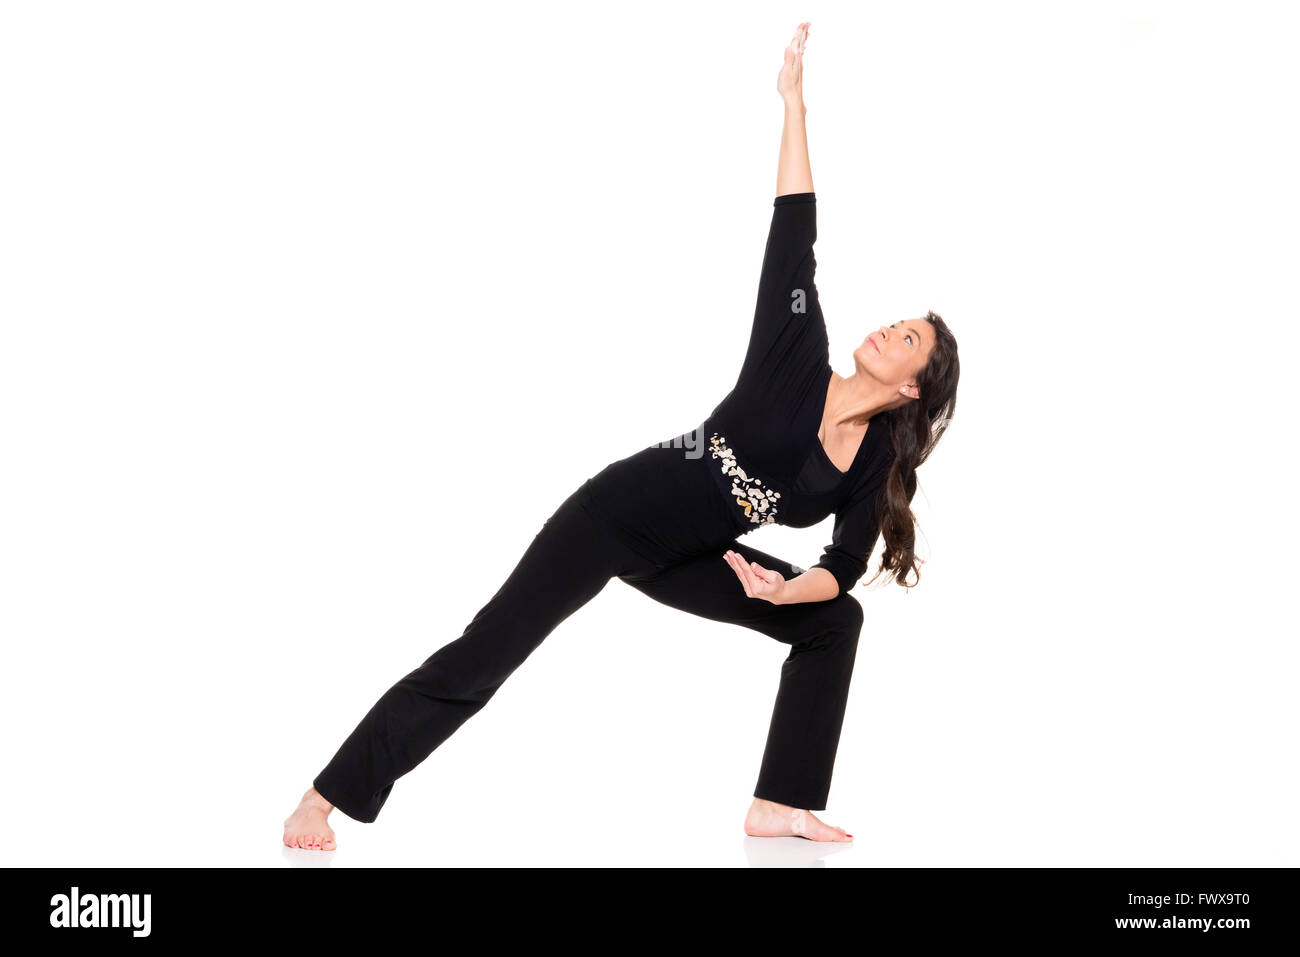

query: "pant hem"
xmin=313 ymin=773 xmax=380 ymax=824
xmin=753 ymin=788 xmax=828 ymax=812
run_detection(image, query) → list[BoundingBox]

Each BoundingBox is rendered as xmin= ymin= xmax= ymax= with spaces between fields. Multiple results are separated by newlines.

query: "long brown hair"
xmin=865 ymin=310 xmax=959 ymax=589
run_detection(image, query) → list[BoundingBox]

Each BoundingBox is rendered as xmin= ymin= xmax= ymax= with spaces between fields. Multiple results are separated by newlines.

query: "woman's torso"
xmin=580 ymin=362 xmax=891 ymax=568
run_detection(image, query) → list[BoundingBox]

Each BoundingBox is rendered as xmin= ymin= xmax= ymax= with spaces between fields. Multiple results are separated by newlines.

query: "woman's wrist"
xmin=782 ymin=96 xmax=806 ymax=115
xmin=767 ymin=578 xmax=793 ymax=605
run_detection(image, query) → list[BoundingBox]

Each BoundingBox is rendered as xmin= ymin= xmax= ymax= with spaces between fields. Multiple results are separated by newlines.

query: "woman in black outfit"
xmin=284 ymin=21 xmax=960 ymax=849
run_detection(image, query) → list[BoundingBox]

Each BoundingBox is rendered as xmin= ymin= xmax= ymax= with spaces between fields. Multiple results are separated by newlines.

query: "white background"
xmin=2 ymin=0 xmax=1296 ymax=868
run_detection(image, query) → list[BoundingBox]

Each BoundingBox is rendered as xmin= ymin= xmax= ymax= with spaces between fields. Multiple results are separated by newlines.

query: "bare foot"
xmin=283 ymin=787 xmax=337 ymax=851
xmin=744 ymin=797 xmax=853 ymax=842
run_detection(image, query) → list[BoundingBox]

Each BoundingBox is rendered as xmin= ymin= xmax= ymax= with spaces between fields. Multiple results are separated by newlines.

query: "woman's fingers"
xmin=735 ymin=553 xmax=757 ymax=596
xmin=727 ymin=550 xmax=783 ymax=600
xmin=751 ymin=563 xmax=779 ymax=594
xmin=724 ymin=550 xmax=756 ymax=598
xmin=726 ymin=550 xmax=792 ymax=602
xmin=723 ymin=551 xmax=744 ymax=595
xmin=735 ymin=554 xmax=755 ymax=597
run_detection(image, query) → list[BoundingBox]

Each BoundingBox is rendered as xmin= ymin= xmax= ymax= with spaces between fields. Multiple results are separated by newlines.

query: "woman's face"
xmin=853 ymin=318 xmax=936 ymax=391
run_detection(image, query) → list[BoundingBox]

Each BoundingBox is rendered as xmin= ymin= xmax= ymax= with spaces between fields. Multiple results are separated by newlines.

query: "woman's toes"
xmin=322 ymin=838 xmax=336 ymax=850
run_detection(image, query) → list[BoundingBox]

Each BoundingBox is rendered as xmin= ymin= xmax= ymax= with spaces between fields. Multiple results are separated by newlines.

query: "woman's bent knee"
xmin=825 ymin=593 xmax=864 ymax=635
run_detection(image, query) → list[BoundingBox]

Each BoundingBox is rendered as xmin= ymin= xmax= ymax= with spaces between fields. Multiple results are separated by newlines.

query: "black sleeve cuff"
xmin=774 ymin=192 xmax=816 ymax=206
xmin=811 ymin=554 xmax=863 ymax=599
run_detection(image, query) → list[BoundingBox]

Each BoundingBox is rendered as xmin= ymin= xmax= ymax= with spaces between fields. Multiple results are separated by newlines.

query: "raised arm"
xmin=776 ymin=22 xmax=813 ymax=197
xmin=728 ymin=24 xmax=825 ymax=397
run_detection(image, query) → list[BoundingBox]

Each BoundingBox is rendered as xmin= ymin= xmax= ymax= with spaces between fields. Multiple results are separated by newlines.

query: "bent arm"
xmin=773 ymin=565 xmax=839 ymax=604
xmin=807 ymin=470 xmax=919 ymax=599
xmin=811 ymin=482 xmax=885 ymax=599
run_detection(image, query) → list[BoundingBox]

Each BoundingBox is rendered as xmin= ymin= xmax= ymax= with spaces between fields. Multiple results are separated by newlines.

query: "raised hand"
xmin=724 ymin=550 xmax=787 ymax=604
xmin=777 ymin=21 xmax=809 ymax=104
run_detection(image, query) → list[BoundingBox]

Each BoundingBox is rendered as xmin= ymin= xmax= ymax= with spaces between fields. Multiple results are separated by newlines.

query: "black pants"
xmin=312 ymin=484 xmax=865 ymax=822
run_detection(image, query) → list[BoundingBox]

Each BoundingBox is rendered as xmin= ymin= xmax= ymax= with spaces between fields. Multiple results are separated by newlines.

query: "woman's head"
xmin=852 ymin=315 xmax=938 ymax=408
xmin=862 ymin=310 xmax=960 ymax=588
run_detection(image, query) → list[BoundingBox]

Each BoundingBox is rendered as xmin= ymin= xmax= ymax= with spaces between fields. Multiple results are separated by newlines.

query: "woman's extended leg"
xmin=618 ymin=540 xmax=864 ymax=840
xmin=286 ymin=484 xmax=648 ymax=843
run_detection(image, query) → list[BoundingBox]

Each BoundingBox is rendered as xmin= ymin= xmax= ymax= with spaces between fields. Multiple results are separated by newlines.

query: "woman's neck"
xmin=825 ymin=370 xmax=898 ymax=429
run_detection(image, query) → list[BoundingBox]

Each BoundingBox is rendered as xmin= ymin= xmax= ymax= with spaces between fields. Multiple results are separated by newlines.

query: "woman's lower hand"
xmin=724 ymin=550 xmax=787 ymax=604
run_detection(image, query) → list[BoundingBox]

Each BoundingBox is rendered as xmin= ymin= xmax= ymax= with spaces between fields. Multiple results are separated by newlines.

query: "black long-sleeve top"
xmin=581 ymin=192 xmax=900 ymax=596
xmin=700 ymin=192 xmax=897 ymax=596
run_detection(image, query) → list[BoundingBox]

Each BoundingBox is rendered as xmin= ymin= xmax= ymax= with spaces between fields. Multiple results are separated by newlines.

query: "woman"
xmin=283 ymin=21 xmax=959 ymax=850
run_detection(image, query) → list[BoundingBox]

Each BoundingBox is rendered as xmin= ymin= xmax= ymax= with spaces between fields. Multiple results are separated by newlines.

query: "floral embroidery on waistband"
xmin=709 ymin=432 xmax=781 ymax=526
